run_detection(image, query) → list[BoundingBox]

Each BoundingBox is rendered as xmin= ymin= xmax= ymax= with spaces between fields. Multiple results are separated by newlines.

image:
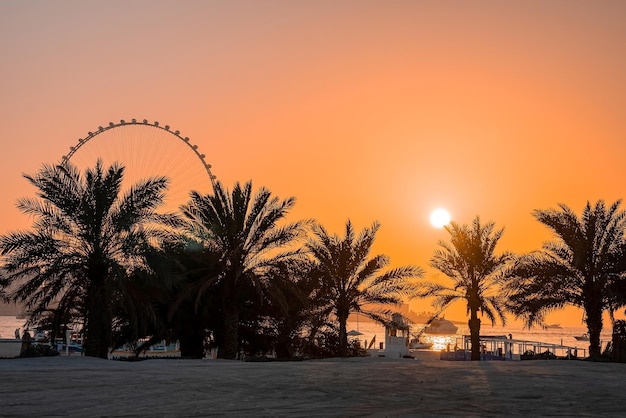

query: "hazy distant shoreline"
xmin=1 ymin=353 xmax=625 ymax=416
xmin=0 ymin=303 xmax=20 ymax=316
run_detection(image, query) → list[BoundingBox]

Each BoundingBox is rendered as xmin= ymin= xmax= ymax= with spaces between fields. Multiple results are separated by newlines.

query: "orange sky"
xmin=2 ymin=1 xmax=626 ymax=327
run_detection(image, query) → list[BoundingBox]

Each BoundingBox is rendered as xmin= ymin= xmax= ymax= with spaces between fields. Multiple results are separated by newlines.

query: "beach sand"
xmin=0 ymin=351 xmax=625 ymax=417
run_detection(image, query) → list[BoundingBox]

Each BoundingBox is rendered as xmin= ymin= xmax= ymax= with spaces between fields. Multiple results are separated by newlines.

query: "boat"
xmin=407 ymin=307 xmax=452 ymax=346
xmin=33 ymin=329 xmax=49 ymax=343
xmin=543 ymin=323 xmax=562 ymax=329
xmin=424 ymin=318 xmax=458 ymax=335
xmin=574 ymin=333 xmax=589 ymax=341
xmin=409 ymin=337 xmax=433 ymax=350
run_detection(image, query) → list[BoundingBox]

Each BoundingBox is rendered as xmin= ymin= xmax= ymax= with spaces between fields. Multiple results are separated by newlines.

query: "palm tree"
xmin=506 ymin=200 xmax=626 ymax=359
xmin=0 ymin=161 xmax=176 ymax=358
xmin=418 ymin=217 xmax=513 ymax=360
xmin=179 ymin=180 xmax=308 ymax=359
xmin=306 ymin=220 xmax=424 ymax=357
xmin=163 ymin=238 xmax=223 ymax=359
xmin=256 ymin=258 xmax=335 ymax=359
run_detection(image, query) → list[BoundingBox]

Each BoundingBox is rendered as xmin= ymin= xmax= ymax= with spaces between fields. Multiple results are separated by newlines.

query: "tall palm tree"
xmin=418 ymin=217 xmax=513 ymax=360
xmin=179 ymin=180 xmax=308 ymax=359
xmin=506 ymin=200 xmax=626 ymax=359
xmin=306 ymin=220 xmax=424 ymax=357
xmin=0 ymin=161 xmax=176 ymax=358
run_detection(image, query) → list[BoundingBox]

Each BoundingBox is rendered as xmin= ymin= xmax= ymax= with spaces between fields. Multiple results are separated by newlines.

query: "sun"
xmin=430 ymin=208 xmax=451 ymax=228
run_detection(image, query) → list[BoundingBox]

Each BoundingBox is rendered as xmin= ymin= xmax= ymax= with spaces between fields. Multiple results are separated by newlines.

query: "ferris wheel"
xmin=60 ymin=119 xmax=217 ymax=212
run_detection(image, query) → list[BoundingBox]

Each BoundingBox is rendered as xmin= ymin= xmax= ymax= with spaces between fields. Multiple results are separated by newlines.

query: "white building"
xmin=383 ymin=313 xmax=410 ymax=358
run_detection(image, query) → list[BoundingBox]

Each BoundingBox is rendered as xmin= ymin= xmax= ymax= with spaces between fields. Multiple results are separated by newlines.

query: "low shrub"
xmin=20 ymin=344 xmax=60 ymax=358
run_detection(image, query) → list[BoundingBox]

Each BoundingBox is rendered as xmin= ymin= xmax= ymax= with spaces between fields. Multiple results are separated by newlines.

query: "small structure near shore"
xmin=382 ymin=313 xmax=410 ymax=358
xmin=0 ymin=338 xmax=22 ymax=358
xmin=440 ymin=335 xmax=586 ymax=361
xmin=108 ymin=340 xmax=181 ymax=360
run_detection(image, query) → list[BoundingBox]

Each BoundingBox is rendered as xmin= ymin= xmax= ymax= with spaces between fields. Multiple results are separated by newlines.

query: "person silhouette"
xmin=20 ymin=330 xmax=32 ymax=355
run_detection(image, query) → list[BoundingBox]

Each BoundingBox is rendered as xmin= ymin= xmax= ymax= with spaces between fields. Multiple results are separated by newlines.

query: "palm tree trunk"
xmin=275 ymin=321 xmax=294 ymax=359
xmin=219 ymin=304 xmax=239 ymax=359
xmin=469 ymin=310 xmax=481 ymax=361
xmin=468 ymin=283 xmax=482 ymax=361
xmin=275 ymin=333 xmax=291 ymax=359
xmin=337 ymin=308 xmax=349 ymax=357
xmin=84 ymin=284 xmax=112 ymax=359
xmin=584 ymin=297 xmax=604 ymax=359
xmin=179 ymin=317 xmax=206 ymax=359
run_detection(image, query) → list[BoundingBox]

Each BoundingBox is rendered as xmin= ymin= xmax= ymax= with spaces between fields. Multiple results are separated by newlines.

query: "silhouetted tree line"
xmin=0 ymin=161 xmax=421 ymax=359
xmin=1 ymin=161 xmax=626 ymax=361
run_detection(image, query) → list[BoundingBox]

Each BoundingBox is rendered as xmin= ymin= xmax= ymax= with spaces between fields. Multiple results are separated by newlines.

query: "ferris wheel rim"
xmin=60 ymin=118 xmax=217 ymax=188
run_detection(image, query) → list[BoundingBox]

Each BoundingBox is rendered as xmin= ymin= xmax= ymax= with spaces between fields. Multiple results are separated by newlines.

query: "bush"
xmin=20 ymin=344 xmax=60 ymax=358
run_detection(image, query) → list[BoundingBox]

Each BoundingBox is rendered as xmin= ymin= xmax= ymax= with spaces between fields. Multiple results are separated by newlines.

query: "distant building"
xmin=347 ymin=303 xmax=435 ymax=324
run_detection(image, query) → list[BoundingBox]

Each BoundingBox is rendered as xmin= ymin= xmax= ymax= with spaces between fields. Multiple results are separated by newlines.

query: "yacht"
xmin=409 ymin=337 xmax=433 ymax=350
xmin=424 ymin=318 xmax=458 ymax=335
xmin=574 ymin=333 xmax=589 ymax=341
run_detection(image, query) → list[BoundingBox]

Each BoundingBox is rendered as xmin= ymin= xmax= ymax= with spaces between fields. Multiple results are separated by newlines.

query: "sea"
xmin=1 ymin=315 xmax=614 ymax=353
xmin=1 ymin=316 xmax=31 ymax=340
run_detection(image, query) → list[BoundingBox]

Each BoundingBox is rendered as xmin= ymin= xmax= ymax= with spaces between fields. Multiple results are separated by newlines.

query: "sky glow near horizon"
xmin=2 ymin=1 xmax=626 ymax=325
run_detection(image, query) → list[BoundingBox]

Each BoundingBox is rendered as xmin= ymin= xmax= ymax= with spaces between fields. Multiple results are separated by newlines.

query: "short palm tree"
xmin=418 ymin=217 xmax=513 ymax=360
xmin=0 ymin=161 xmax=176 ymax=358
xmin=164 ymin=239 xmax=223 ymax=359
xmin=306 ymin=220 xmax=424 ymax=357
xmin=179 ymin=180 xmax=308 ymax=359
xmin=506 ymin=200 xmax=626 ymax=359
xmin=260 ymin=258 xmax=337 ymax=359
